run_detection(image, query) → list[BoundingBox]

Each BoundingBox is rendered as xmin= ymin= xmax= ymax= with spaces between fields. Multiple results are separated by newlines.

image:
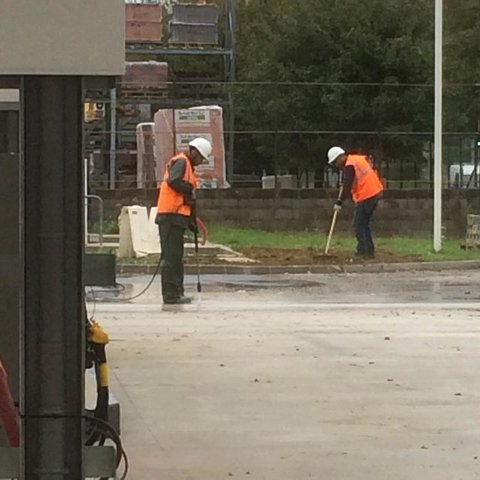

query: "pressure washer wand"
xmin=193 ymin=223 xmax=202 ymax=293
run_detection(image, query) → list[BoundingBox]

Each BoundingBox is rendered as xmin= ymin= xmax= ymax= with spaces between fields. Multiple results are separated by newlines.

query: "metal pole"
xmin=433 ymin=0 xmax=443 ymax=252
xmin=474 ymin=137 xmax=479 ymax=188
xmin=84 ymin=157 xmax=89 ymax=245
xmin=227 ymin=0 xmax=236 ymax=184
xmin=85 ymin=195 xmax=104 ymax=247
xmin=172 ymin=79 xmax=176 ymax=157
xmin=109 ymin=87 xmax=116 ymax=190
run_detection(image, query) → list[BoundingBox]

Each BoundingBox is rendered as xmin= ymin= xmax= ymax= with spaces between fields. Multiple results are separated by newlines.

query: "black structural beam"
xmin=0 ymin=152 xmax=19 ymax=401
xmin=22 ymin=76 xmax=85 ymax=479
xmin=125 ymin=45 xmax=232 ymax=56
xmin=0 ymin=93 xmax=20 ymax=404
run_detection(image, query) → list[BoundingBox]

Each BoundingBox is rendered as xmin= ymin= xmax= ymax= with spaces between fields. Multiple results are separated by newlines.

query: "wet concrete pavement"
xmin=91 ymin=270 xmax=480 ymax=479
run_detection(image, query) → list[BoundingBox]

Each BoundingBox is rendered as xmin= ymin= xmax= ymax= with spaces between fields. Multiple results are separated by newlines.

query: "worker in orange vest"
xmin=327 ymin=146 xmax=384 ymax=258
xmin=155 ymin=138 xmax=212 ymax=304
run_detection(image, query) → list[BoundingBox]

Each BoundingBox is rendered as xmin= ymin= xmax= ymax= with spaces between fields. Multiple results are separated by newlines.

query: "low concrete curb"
xmin=117 ymin=259 xmax=480 ymax=276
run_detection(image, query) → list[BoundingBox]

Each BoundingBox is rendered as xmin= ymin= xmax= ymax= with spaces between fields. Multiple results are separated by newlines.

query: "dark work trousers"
xmin=158 ymin=222 xmax=185 ymax=301
xmin=354 ymin=194 xmax=381 ymax=256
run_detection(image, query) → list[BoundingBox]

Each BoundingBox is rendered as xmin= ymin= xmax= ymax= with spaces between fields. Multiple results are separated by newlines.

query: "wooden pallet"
xmin=461 ymin=243 xmax=480 ymax=250
xmin=463 ymin=215 xmax=480 ymax=249
xmin=167 ymin=42 xmax=219 ymax=49
xmin=120 ymin=88 xmax=169 ymax=100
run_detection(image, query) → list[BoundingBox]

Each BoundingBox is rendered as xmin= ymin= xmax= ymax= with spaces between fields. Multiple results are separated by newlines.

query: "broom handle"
xmin=325 ymin=210 xmax=338 ymax=255
xmin=324 ymin=186 xmax=343 ymax=255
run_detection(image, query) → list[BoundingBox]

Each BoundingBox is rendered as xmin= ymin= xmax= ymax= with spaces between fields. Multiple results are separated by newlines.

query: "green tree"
xmin=234 ymin=0 xmax=437 ymax=181
xmin=444 ymin=0 xmax=480 ymax=133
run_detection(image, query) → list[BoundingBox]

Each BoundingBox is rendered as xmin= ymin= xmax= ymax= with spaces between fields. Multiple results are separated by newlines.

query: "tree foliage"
xmin=234 ymin=0 xmax=478 ymax=179
xmin=444 ymin=0 xmax=480 ymax=133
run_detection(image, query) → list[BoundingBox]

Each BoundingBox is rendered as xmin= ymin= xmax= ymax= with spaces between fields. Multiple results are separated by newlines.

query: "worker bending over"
xmin=328 ymin=146 xmax=384 ymax=258
xmin=156 ymin=138 xmax=212 ymax=304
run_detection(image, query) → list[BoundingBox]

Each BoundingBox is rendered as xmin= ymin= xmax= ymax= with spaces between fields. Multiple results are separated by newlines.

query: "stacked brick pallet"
xmin=120 ymin=61 xmax=169 ymax=100
xmin=125 ymin=4 xmax=163 ymax=44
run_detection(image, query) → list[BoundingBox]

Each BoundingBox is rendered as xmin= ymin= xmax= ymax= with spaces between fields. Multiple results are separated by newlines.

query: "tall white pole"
xmin=433 ymin=0 xmax=443 ymax=251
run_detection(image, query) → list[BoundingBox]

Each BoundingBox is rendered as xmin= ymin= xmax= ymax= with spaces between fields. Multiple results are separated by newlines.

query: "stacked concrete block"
xmin=170 ymin=3 xmax=218 ymax=45
xmin=154 ymin=106 xmax=227 ymax=189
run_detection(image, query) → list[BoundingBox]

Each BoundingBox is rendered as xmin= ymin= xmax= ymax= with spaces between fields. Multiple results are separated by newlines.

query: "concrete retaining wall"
xmin=90 ymin=188 xmax=480 ymax=237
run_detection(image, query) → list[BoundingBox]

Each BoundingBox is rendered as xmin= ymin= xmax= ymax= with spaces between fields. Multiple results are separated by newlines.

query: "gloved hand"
xmin=333 ymin=200 xmax=342 ymax=213
xmin=189 ymin=221 xmax=199 ymax=235
xmin=185 ymin=189 xmax=196 ymax=206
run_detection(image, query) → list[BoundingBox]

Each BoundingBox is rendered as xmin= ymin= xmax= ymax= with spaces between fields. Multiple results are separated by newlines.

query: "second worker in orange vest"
xmin=155 ymin=138 xmax=212 ymax=304
xmin=328 ymin=146 xmax=384 ymax=258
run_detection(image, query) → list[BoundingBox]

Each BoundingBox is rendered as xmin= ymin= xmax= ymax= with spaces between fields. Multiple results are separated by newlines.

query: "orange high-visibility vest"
xmin=157 ymin=153 xmax=198 ymax=217
xmin=345 ymin=154 xmax=384 ymax=203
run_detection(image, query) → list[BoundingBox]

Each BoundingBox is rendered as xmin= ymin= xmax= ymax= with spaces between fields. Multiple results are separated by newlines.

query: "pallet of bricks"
xmin=120 ymin=61 xmax=169 ymax=101
xmin=465 ymin=214 xmax=480 ymax=249
xmin=125 ymin=3 xmax=163 ymax=44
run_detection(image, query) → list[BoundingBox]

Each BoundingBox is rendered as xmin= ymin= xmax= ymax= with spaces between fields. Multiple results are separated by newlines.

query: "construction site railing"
xmin=85 ymin=194 xmax=104 ymax=247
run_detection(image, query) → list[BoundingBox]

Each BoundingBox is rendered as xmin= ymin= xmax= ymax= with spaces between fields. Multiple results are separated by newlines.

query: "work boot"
xmin=163 ymin=296 xmax=192 ymax=305
xmin=356 ymin=251 xmax=375 ymax=259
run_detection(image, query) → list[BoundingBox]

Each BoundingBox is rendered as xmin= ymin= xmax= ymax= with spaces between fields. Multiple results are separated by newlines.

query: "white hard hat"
xmin=189 ymin=137 xmax=212 ymax=160
xmin=327 ymin=146 xmax=346 ymax=164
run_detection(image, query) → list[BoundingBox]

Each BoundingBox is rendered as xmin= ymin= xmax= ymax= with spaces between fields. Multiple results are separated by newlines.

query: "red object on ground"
xmin=197 ymin=217 xmax=208 ymax=245
xmin=0 ymin=361 xmax=20 ymax=447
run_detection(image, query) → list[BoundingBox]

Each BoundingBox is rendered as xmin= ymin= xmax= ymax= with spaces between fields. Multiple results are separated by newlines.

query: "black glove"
xmin=184 ymin=188 xmax=196 ymax=206
xmin=185 ymin=195 xmax=195 ymax=206
xmin=189 ymin=221 xmax=199 ymax=235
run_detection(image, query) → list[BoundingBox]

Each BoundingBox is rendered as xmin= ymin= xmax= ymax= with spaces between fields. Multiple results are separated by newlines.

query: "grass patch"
xmin=86 ymin=225 xmax=480 ymax=263
xmin=88 ymin=219 xmax=119 ymax=235
xmin=208 ymin=225 xmax=480 ymax=262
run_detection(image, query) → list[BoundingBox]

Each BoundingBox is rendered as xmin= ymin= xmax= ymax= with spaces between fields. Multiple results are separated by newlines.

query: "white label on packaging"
xmin=175 ymin=109 xmax=211 ymax=124
xmin=176 ymin=133 xmax=214 ymax=169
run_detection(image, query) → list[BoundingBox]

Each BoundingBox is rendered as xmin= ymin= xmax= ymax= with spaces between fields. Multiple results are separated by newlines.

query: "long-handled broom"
xmin=324 ymin=186 xmax=343 ymax=255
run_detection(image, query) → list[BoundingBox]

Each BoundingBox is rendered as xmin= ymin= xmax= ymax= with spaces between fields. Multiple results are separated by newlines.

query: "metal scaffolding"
xmin=84 ymin=0 xmax=237 ymax=189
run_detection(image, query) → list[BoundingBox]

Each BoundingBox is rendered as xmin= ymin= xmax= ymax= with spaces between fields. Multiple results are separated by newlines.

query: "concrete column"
xmin=22 ymin=76 xmax=85 ymax=479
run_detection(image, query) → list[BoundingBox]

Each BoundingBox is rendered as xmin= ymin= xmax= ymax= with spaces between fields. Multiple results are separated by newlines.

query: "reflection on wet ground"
xmin=88 ymin=270 xmax=480 ymax=306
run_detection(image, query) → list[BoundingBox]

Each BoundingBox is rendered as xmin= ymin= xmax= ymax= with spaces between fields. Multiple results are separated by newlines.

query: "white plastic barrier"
xmin=118 ymin=206 xmax=160 ymax=258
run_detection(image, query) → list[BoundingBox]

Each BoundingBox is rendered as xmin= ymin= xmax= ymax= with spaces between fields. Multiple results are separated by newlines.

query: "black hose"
xmin=85 ymin=415 xmax=129 ymax=480
xmin=116 ymin=256 xmax=162 ymax=302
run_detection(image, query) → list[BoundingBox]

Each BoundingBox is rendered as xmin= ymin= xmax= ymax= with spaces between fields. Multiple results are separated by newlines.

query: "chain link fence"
xmin=83 ymin=81 xmax=480 ymax=190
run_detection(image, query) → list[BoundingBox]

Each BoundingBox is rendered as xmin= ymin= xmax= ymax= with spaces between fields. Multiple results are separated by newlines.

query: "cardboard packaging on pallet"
xmin=154 ymin=106 xmax=227 ymax=189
